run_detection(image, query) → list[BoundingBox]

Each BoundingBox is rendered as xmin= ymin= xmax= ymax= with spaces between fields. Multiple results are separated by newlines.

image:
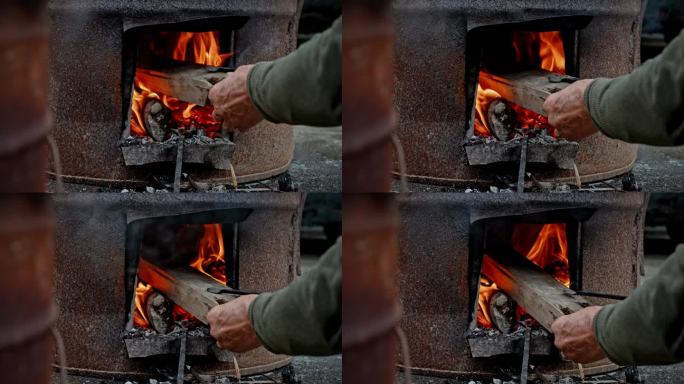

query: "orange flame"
xmin=513 ymin=223 xmax=569 ymax=287
xmin=473 ymin=31 xmax=565 ymax=137
xmin=477 ymin=276 xmax=500 ymax=328
xmin=538 ymin=31 xmax=565 ymax=73
xmin=189 ymin=224 xmax=226 ymax=284
xmin=133 ymin=281 xmax=154 ymax=328
xmin=477 ymin=223 xmax=570 ymax=329
xmin=130 ymin=31 xmax=232 ymax=138
xmin=474 ymin=85 xmax=503 ymax=136
xmin=133 ymin=223 xmax=227 ymax=330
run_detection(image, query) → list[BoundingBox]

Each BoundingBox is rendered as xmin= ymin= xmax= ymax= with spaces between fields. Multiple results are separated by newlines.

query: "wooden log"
xmin=478 ymin=69 xmax=577 ymax=116
xmin=137 ymin=258 xmax=237 ymax=324
xmin=481 ymin=244 xmax=590 ymax=332
xmin=136 ymin=66 xmax=228 ymax=106
xmin=487 ymin=99 xmax=516 ymax=141
xmin=489 ymin=291 xmax=515 ymax=334
xmin=145 ymin=291 xmax=174 ymax=334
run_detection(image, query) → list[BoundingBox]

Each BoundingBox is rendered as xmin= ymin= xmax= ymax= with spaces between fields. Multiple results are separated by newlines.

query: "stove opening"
xmin=121 ymin=18 xmax=247 ymax=170
xmin=466 ymin=208 xmax=594 ymax=358
xmin=464 ymin=17 xmax=591 ymax=169
xmin=123 ymin=208 xmax=251 ymax=360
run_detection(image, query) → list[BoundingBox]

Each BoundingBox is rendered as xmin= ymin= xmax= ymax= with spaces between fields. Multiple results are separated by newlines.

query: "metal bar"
xmin=520 ymin=328 xmax=531 ymax=384
xmin=517 ymin=138 xmax=528 ymax=193
xmin=173 ymin=139 xmax=185 ymax=193
xmin=575 ymin=291 xmax=628 ymax=301
xmin=177 ymin=330 xmax=187 ymax=384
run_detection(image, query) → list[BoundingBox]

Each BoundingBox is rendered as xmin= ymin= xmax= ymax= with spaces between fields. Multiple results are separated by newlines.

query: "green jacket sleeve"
xmin=584 ymin=29 xmax=684 ymax=146
xmin=248 ymin=239 xmax=341 ymax=356
xmin=247 ymin=17 xmax=341 ymax=127
xmin=594 ymin=244 xmax=684 ymax=365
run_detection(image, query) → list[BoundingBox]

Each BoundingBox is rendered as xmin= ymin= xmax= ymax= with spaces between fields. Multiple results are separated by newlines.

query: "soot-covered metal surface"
xmin=47 ymin=1 xmax=303 ymax=187
xmin=393 ymin=1 xmax=644 ymax=186
xmin=52 ymin=192 xmax=304 ymax=378
xmin=396 ymin=192 xmax=646 ymax=378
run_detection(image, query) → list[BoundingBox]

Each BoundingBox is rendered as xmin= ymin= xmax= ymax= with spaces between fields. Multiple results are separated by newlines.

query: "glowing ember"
xmin=477 ymin=223 xmax=570 ymax=329
xmin=130 ymin=32 xmax=233 ymax=138
xmin=474 ymin=31 xmax=565 ymax=138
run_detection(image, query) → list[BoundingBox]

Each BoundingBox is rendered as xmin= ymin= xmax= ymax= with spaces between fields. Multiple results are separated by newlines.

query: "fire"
xmin=477 ymin=223 xmax=570 ymax=329
xmin=513 ymin=223 xmax=569 ymax=287
xmin=474 ymin=85 xmax=503 ymax=136
xmin=538 ymin=31 xmax=565 ymax=73
xmin=130 ymin=32 xmax=233 ymax=138
xmin=133 ymin=223 xmax=227 ymax=330
xmin=474 ymin=31 xmax=565 ymax=137
xmin=189 ymin=224 xmax=226 ymax=284
xmin=476 ymin=276 xmax=500 ymax=328
xmin=133 ymin=281 xmax=154 ymax=328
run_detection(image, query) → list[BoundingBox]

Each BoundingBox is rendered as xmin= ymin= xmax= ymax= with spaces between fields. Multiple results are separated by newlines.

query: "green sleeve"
xmin=584 ymin=30 xmax=684 ymax=146
xmin=248 ymin=239 xmax=341 ymax=356
xmin=594 ymin=244 xmax=684 ymax=365
xmin=247 ymin=17 xmax=341 ymax=127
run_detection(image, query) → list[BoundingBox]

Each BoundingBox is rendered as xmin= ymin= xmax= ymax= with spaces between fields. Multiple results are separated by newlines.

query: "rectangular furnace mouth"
xmin=122 ymin=208 xmax=251 ymax=361
xmin=121 ymin=18 xmax=247 ymax=171
xmin=466 ymin=208 xmax=594 ymax=358
xmin=464 ymin=17 xmax=591 ymax=170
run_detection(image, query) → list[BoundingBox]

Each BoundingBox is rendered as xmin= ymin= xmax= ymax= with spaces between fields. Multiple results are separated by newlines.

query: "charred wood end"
xmin=487 ymin=99 xmax=516 ymax=141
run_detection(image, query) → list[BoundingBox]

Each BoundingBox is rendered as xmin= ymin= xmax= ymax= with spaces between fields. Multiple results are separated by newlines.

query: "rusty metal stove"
xmin=53 ymin=192 xmax=304 ymax=379
xmin=397 ymin=192 xmax=646 ymax=379
xmin=47 ymin=1 xmax=303 ymax=187
xmin=393 ymin=1 xmax=644 ymax=186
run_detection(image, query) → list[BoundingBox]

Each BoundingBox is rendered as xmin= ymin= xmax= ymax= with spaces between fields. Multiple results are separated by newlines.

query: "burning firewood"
xmin=486 ymin=99 xmax=516 ymax=141
xmin=145 ymin=291 xmax=175 ymax=334
xmin=137 ymin=258 xmax=239 ymax=324
xmin=143 ymin=100 xmax=173 ymax=141
xmin=481 ymin=241 xmax=590 ymax=332
xmin=489 ymin=291 xmax=515 ymax=334
xmin=135 ymin=66 xmax=227 ymax=107
xmin=478 ymin=69 xmax=577 ymax=116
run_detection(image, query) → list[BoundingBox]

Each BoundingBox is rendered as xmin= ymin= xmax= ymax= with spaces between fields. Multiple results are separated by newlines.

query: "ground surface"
xmin=52 ymin=356 xmax=342 ymax=384
xmin=48 ymin=125 xmax=341 ymax=193
xmin=393 ymin=145 xmax=684 ymax=193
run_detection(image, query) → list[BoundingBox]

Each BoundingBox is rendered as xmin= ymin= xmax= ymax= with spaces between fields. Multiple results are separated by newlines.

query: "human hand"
xmin=551 ymin=306 xmax=606 ymax=363
xmin=207 ymin=294 xmax=262 ymax=352
xmin=543 ymin=79 xmax=599 ymax=141
xmin=209 ymin=64 xmax=263 ymax=134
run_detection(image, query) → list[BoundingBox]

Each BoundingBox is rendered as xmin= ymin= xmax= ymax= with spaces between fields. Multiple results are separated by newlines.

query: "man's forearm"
xmin=248 ymin=240 xmax=341 ymax=356
xmin=247 ymin=17 xmax=341 ymax=127
xmin=594 ymin=245 xmax=684 ymax=365
xmin=584 ymin=30 xmax=684 ymax=146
